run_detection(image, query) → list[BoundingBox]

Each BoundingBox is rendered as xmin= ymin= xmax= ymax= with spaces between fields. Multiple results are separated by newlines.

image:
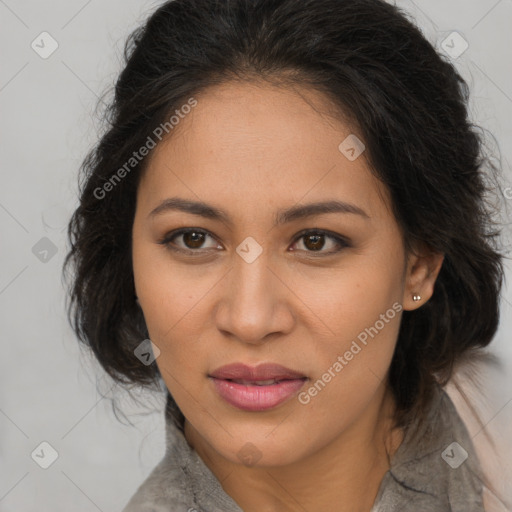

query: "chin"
xmin=210 ymin=426 xmax=313 ymax=468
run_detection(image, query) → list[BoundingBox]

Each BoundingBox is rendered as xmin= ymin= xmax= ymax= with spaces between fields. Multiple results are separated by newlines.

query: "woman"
xmin=64 ymin=0 xmax=508 ymax=510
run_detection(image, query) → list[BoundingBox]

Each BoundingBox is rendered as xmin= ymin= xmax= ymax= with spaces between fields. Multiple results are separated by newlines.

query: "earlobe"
xmin=402 ymin=249 xmax=444 ymax=311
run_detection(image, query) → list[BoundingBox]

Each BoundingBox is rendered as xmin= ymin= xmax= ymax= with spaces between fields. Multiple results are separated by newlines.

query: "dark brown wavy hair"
xmin=63 ymin=0 xmax=505 ymax=433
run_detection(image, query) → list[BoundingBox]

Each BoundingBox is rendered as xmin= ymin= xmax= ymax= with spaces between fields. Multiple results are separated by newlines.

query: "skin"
xmin=132 ymin=80 xmax=444 ymax=512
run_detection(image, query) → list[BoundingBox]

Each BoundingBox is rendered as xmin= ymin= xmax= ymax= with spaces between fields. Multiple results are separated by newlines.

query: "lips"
xmin=230 ymin=379 xmax=280 ymax=386
xmin=209 ymin=362 xmax=306 ymax=382
xmin=209 ymin=363 xmax=308 ymax=411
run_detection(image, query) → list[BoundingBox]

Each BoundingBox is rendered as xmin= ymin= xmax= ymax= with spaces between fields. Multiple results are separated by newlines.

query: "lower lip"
xmin=210 ymin=377 xmax=307 ymax=411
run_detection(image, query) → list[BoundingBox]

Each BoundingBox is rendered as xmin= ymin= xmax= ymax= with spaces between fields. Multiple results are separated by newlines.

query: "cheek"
xmin=133 ymin=237 xmax=203 ymax=331
xmin=311 ymin=302 xmax=401 ymax=386
xmin=305 ymin=251 xmax=403 ymax=342
xmin=132 ymin=243 xmax=220 ymax=380
xmin=298 ymin=312 xmax=401 ymax=430
xmin=299 ymin=250 xmax=404 ymax=392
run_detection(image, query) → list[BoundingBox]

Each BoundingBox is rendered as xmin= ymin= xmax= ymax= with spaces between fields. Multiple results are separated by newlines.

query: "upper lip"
xmin=209 ymin=363 xmax=306 ymax=381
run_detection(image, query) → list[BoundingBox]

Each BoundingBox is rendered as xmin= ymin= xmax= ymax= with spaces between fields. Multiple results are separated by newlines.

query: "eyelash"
xmin=158 ymin=228 xmax=350 ymax=257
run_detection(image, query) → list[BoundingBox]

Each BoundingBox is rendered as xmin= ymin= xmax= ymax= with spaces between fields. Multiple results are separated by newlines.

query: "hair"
xmin=64 ymin=0 xmax=504 ymax=434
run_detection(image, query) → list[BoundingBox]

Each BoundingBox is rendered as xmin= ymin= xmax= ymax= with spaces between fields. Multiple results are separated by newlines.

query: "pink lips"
xmin=209 ymin=363 xmax=307 ymax=411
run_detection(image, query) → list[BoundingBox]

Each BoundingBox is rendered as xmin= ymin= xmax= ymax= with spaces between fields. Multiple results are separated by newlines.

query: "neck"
xmin=184 ymin=385 xmax=403 ymax=512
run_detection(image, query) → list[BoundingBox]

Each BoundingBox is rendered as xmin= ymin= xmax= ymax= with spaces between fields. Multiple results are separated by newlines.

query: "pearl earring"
xmin=412 ymin=294 xmax=421 ymax=302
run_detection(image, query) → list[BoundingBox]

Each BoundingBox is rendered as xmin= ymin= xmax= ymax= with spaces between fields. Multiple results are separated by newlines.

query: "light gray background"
xmin=1 ymin=1 xmax=511 ymax=510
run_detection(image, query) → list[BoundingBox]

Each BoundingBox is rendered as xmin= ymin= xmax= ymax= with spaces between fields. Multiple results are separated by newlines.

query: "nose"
xmin=214 ymin=246 xmax=295 ymax=345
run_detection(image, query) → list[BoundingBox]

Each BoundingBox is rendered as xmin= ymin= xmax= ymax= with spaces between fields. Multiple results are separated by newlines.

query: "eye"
xmin=158 ymin=228 xmax=220 ymax=254
xmin=290 ymin=229 xmax=350 ymax=255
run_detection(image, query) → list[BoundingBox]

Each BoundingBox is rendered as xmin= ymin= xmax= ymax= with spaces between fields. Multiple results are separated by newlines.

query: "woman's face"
xmin=132 ymin=81 xmax=431 ymax=467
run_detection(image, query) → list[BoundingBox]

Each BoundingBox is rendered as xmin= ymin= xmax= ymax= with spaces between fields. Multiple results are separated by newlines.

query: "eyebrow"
xmin=148 ymin=197 xmax=370 ymax=226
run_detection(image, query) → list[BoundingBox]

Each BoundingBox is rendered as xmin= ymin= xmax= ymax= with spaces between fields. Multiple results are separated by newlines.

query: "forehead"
xmin=138 ymin=80 xmax=393 ymax=222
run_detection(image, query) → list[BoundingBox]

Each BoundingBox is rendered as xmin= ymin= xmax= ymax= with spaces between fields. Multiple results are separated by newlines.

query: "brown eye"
xmin=159 ymin=228 xmax=220 ymax=254
xmin=303 ymin=233 xmax=325 ymax=251
xmin=291 ymin=230 xmax=349 ymax=255
xmin=182 ymin=230 xmax=207 ymax=249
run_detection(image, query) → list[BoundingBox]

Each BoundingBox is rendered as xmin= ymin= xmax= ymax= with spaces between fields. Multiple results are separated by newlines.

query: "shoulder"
xmin=374 ymin=351 xmax=512 ymax=512
xmin=373 ymin=382 xmax=485 ymax=511
xmin=445 ymin=351 xmax=512 ymax=512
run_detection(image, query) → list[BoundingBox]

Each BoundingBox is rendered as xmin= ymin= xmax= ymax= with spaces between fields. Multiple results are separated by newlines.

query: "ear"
xmin=402 ymin=245 xmax=444 ymax=311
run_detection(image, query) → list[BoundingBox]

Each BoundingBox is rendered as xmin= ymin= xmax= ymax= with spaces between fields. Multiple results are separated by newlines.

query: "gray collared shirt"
xmin=122 ymin=385 xmax=484 ymax=511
